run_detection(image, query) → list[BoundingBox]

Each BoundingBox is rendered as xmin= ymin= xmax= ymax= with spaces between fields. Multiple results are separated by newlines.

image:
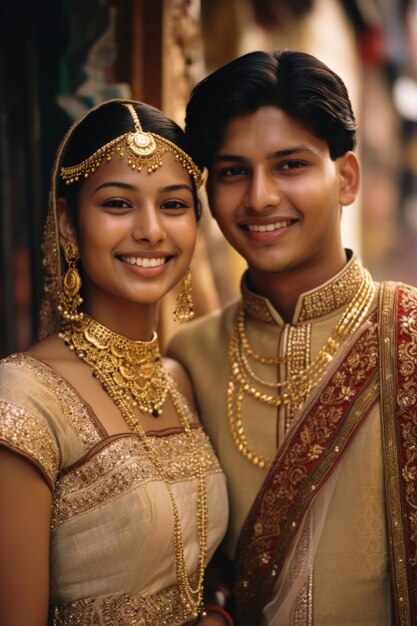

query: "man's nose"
xmin=245 ymin=169 xmax=281 ymax=213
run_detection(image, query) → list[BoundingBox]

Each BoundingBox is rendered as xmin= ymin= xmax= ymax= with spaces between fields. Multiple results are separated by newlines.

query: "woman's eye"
xmin=103 ymin=199 xmax=131 ymax=209
xmin=161 ymin=200 xmax=188 ymax=210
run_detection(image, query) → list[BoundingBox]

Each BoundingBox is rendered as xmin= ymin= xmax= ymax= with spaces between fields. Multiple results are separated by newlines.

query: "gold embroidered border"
xmin=52 ymin=430 xmax=222 ymax=526
xmin=380 ymin=281 xmax=417 ymax=623
xmin=241 ymin=254 xmax=366 ymax=324
xmin=0 ymin=398 xmax=60 ymax=489
xmin=5 ymin=354 xmax=102 ymax=449
xmin=49 ymin=576 xmax=199 ymax=625
xmin=234 ymin=319 xmax=379 ymax=625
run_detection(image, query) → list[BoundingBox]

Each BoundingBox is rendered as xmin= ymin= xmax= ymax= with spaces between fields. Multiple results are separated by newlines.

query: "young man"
xmin=169 ymin=50 xmax=417 ymax=625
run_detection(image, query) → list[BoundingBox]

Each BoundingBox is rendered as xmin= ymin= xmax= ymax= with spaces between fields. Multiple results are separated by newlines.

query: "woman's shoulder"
xmin=162 ymin=356 xmax=197 ymax=412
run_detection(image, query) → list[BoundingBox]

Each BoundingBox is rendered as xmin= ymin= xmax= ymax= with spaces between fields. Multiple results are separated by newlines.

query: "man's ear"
xmin=57 ymin=198 xmax=77 ymax=247
xmin=338 ymin=151 xmax=360 ymax=207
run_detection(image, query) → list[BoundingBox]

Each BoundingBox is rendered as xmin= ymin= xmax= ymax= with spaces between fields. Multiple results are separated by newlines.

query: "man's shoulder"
xmin=168 ymin=299 xmax=240 ymax=354
xmin=380 ymin=280 xmax=417 ymax=302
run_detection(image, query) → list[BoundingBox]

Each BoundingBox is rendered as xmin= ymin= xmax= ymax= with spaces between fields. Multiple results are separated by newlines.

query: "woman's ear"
xmin=338 ymin=151 xmax=360 ymax=207
xmin=57 ymin=198 xmax=77 ymax=247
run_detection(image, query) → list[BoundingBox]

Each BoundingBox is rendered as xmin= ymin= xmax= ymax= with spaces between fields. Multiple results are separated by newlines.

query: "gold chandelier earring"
xmin=58 ymin=241 xmax=84 ymax=322
xmin=173 ymin=270 xmax=194 ymax=323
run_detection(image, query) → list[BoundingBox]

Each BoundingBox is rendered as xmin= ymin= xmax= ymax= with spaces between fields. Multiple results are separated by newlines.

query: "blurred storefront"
xmin=1 ymin=0 xmax=416 ymax=356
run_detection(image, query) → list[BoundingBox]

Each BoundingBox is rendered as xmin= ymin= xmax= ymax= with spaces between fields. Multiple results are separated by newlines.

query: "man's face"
xmin=208 ymin=106 xmax=358 ymax=289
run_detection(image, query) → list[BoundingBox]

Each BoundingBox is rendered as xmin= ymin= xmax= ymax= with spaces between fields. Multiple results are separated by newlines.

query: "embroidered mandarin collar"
xmin=241 ymin=252 xmax=369 ymax=325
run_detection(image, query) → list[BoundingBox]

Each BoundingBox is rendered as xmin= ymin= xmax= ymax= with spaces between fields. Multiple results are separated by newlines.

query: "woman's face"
xmin=59 ymin=152 xmax=198 ymax=319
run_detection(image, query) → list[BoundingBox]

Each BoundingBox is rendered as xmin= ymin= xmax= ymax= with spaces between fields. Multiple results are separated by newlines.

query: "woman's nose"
xmin=132 ymin=205 xmax=166 ymax=244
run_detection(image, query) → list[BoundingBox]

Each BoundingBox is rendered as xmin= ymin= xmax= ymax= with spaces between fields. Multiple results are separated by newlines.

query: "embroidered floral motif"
xmin=396 ymin=286 xmax=417 ymax=569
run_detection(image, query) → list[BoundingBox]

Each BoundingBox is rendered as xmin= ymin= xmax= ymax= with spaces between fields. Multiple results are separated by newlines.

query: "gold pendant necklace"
xmin=228 ymin=270 xmax=376 ymax=468
xmin=60 ymin=314 xmax=208 ymax=620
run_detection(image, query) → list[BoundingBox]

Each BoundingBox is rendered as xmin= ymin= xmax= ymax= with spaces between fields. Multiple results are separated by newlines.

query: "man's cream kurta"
xmin=169 ymin=253 xmax=393 ymax=625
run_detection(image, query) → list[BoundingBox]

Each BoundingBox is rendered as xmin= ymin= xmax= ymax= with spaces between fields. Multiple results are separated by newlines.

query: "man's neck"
xmin=247 ymin=251 xmax=349 ymax=323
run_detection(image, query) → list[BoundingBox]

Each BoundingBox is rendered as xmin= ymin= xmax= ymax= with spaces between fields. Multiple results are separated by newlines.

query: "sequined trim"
xmin=380 ymin=281 xmax=417 ymax=623
xmin=3 ymin=353 xmax=102 ymax=449
xmin=49 ymin=576 xmax=199 ymax=625
xmin=286 ymin=323 xmax=312 ymax=428
xmin=234 ymin=318 xmax=379 ymax=625
xmin=241 ymin=253 xmax=366 ymax=325
xmin=0 ymin=398 xmax=60 ymax=489
xmin=52 ymin=430 xmax=222 ymax=527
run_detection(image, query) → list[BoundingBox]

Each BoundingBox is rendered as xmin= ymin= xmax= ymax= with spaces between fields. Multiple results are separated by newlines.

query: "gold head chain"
xmin=60 ymin=103 xmax=203 ymax=188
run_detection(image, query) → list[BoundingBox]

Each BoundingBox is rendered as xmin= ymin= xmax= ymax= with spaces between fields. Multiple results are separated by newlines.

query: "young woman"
xmin=0 ymin=100 xmax=230 ymax=626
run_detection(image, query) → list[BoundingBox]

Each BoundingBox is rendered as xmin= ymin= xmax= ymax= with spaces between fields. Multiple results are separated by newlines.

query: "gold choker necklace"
xmin=60 ymin=314 xmax=168 ymax=418
xmin=60 ymin=314 xmax=208 ymax=619
xmin=228 ymin=270 xmax=376 ymax=468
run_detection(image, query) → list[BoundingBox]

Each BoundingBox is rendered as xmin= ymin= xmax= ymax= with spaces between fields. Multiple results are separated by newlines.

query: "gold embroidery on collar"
xmin=242 ymin=256 xmax=367 ymax=324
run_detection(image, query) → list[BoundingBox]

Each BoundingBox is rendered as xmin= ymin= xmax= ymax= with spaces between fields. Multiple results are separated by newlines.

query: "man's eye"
xmin=280 ymin=161 xmax=304 ymax=170
xmin=222 ymin=167 xmax=247 ymax=177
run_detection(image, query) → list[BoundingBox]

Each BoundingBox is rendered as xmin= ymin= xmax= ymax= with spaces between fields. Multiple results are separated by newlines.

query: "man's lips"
xmin=244 ymin=219 xmax=293 ymax=232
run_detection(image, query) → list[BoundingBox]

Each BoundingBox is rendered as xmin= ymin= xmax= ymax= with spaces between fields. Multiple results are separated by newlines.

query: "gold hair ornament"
xmin=60 ymin=103 xmax=203 ymax=188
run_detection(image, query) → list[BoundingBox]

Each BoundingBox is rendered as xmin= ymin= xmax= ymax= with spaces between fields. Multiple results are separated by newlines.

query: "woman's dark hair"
xmin=185 ymin=49 xmax=357 ymax=166
xmin=58 ymin=100 xmax=202 ymax=220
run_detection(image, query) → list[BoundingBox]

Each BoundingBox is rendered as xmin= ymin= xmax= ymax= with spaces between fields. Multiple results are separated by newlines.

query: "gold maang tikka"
xmin=60 ymin=103 xmax=203 ymax=188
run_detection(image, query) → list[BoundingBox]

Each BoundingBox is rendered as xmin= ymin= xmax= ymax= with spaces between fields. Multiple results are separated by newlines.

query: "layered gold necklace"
xmin=60 ymin=314 xmax=208 ymax=620
xmin=228 ymin=269 xmax=376 ymax=468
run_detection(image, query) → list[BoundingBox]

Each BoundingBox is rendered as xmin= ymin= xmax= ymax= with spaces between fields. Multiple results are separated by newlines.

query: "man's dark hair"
xmin=186 ymin=49 xmax=357 ymax=166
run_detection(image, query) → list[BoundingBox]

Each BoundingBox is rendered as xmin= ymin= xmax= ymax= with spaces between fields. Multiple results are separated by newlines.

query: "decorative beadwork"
xmin=60 ymin=104 xmax=203 ymax=189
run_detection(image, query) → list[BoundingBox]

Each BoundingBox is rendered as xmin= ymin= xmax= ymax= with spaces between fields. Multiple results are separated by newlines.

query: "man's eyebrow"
xmin=213 ymin=146 xmax=317 ymax=163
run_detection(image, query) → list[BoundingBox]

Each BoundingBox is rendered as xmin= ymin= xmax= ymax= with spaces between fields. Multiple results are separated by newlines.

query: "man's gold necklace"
xmin=228 ymin=270 xmax=375 ymax=468
xmin=60 ymin=314 xmax=208 ymax=621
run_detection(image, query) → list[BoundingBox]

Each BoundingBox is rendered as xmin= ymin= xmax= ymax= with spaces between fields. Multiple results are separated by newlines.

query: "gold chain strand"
xmin=237 ymin=315 xmax=286 ymax=365
xmin=228 ymin=270 xmax=375 ymax=467
xmin=60 ymin=315 xmax=208 ymax=619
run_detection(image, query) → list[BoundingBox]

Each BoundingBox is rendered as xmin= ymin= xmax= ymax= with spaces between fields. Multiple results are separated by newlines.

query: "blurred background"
xmin=1 ymin=0 xmax=417 ymax=356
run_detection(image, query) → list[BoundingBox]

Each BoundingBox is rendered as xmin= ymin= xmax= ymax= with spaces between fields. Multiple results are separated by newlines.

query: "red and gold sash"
xmin=379 ymin=282 xmax=417 ymax=624
xmin=234 ymin=282 xmax=417 ymax=625
xmin=234 ymin=314 xmax=380 ymax=625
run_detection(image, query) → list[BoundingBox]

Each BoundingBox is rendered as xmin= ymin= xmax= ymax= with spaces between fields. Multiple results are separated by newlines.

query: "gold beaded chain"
xmin=228 ymin=270 xmax=376 ymax=468
xmin=60 ymin=314 xmax=208 ymax=620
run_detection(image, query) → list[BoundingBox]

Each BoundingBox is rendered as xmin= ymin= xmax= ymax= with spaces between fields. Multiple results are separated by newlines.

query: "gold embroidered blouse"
xmin=0 ymin=353 xmax=228 ymax=626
